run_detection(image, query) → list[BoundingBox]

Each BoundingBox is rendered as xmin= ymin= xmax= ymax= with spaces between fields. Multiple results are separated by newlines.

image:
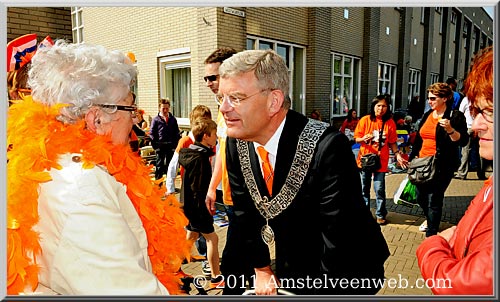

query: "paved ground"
xmin=175 ymin=170 xmax=490 ymax=296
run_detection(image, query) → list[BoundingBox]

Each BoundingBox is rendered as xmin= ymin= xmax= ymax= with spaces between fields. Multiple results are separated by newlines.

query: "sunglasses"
xmin=203 ymin=74 xmax=219 ymax=82
xmin=427 ymin=96 xmax=442 ymax=101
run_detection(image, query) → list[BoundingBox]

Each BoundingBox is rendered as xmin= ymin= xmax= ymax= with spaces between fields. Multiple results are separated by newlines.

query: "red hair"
xmin=463 ymin=46 xmax=493 ymax=107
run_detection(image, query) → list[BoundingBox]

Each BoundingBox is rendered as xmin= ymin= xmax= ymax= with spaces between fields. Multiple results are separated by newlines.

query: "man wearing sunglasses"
xmin=202 ymin=47 xmax=258 ymax=295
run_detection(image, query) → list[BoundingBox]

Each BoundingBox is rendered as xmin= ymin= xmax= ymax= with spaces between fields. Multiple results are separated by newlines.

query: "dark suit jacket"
xmin=226 ymin=110 xmax=390 ymax=294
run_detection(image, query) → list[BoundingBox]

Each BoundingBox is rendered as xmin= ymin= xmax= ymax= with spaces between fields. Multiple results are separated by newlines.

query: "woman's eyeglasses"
xmin=203 ymin=74 xmax=219 ymax=82
xmin=96 ymin=104 xmax=138 ymax=117
xmin=470 ymin=106 xmax=493 ymax=123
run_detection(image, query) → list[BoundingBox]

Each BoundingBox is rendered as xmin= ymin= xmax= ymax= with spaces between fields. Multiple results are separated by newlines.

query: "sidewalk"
xmin=177 ymin=171 xmax=489 ymax=296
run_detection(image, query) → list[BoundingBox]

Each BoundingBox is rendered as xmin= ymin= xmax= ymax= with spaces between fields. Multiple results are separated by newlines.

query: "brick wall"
xmin=246 ymin=7 xmax=308 ymax=46
xmin=7 ymin=7 xmax=72 ymax=42
xmin=331 ymin=7 xmax=364 ymax=57
xmin=82 ymin=7 xmax=201 ymax=124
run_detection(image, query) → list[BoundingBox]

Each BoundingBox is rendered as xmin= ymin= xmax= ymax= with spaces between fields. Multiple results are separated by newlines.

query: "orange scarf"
xmin=7 ymin=97 xmax=190 ymax=294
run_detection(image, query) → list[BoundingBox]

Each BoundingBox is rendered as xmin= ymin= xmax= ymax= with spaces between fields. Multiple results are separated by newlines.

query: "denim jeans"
xmin=416 ymin=175 xmax=453 ymax=237
xmin=360 ymin=171 xmax=387 ymax=219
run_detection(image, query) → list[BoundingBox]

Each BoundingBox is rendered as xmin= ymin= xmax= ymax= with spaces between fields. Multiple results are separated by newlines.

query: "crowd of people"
xmin=6 ymin=33 xmax=492 ymax=297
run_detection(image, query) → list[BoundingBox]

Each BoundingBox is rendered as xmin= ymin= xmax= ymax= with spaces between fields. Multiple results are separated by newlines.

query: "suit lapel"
xmin=273 ymin=111 xmax=308 ymax=195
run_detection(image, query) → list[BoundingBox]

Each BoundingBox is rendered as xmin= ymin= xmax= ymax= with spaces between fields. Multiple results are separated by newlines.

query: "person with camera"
xmin=354 ymin=95 xmax=407 ymax=225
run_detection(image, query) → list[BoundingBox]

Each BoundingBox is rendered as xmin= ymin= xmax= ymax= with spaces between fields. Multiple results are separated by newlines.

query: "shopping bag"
xmin=393 ymin=177 xmax=418 ymax=208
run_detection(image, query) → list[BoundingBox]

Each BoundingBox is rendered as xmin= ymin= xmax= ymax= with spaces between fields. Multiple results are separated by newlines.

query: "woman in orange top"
xmin=354 ymin=95 xmax=407 ymax=225
xmin=409 ymin=83 xmax=468 ymax=237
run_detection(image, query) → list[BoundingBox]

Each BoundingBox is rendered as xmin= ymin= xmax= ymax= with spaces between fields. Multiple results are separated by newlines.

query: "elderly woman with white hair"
xmin=7 ymin=41 xmax=189 ymax=295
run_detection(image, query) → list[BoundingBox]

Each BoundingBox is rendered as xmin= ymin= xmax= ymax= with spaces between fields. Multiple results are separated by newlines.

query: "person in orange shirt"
xmin=416 ymin=46 xmax=493 ymax=295
xmin=409 ymin=83 xmax=468 ymax=237
xmin=354 ymin=95 xmax=407 ymax=225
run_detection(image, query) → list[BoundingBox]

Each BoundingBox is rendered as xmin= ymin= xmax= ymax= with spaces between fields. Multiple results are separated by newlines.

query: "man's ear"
xmin=85 ymin=107 xmax=100 ymax=132
xmin=268 ymin=89 xmax=285 ymax=115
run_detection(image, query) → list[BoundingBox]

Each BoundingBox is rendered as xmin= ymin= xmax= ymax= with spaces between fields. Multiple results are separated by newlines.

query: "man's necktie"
xmin=257 ymin=146 xmax=274 ymax=195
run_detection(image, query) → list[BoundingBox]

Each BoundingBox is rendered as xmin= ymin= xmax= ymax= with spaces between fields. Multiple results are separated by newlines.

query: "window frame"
xmin=377 ymin=62 xmax=397 ymax=107
xmin=71 ymin=7 xmax=84 ymax=43
xmin=158 ymin=48 xmax=192 ymax=128
xmin=331 ymin=53 xmax=361 ymax=118
xmin=429 ymin=72 xmax=439 ymax=86
xmin=246 ymin=36 xmax=306 ymax=115
xmin=408 ymin=68 xmax=421 ymax=103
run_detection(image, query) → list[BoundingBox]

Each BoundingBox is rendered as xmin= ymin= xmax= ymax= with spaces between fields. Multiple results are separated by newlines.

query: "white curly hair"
xmin=28 ymin=40 xmax=137 ymax=124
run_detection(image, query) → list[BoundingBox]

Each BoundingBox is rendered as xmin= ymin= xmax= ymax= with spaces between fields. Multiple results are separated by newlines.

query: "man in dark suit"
xmin=217 ymin=49 xmax=390 ymax=295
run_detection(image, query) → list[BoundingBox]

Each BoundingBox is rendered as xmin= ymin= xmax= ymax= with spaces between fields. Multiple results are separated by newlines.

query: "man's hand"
xmin=205 ymin=189 xmax=217 ymax=215
xmin=254 ymin=266 xmax=278 ymax=295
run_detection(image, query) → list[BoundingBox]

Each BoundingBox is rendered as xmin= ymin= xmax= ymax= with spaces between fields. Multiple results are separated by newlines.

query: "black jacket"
xmin=178 ymin=142 xmax=214 ymax=220
xmin=410 ymin=107 xmax=468 ymax=177
xmin=225 ymin=110 xmax=390 ymax=295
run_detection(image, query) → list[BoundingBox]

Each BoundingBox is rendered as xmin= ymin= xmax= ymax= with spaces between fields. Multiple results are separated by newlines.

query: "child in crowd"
xmin=166 ymin=105 xmax=213 ymax=276
xmin=178 ymin=117 xmax=223 ymax=288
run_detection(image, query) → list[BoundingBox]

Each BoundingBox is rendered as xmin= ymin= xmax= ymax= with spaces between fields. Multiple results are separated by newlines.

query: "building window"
xmin=430 ymin=73 xmax=439 ymax=85
xmin=438 ymin=9 xmax=443 ymax=34
xmin=377 ymin=62 xmax=396 ymax=105
xmin=408 ymin=69 xmax=421 ymax=103
xmin=420 ymin=7 xmax=425 ymax=24
xmin=463 ymin=20 xmax=469 ymax=37
xmin=247 ymin=37 xmax=306 ymax=114
xmin=451 ymin=11 xmax=457 ymax=24
xmin=344 ymin=8 xmax=349 ymax=19
xmin=332 ymin=54 xmax=361 ymax=117
xmin=158 ymin=50 xmax=191 ymax=126
xmin=435 ymin=7 xmax=442 ymax=14
xmin=71 ymin=7 xmax=84 ymax=43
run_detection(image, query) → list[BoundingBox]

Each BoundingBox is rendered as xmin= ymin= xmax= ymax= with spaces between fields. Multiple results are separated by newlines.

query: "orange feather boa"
xmin=7 ymin=97 xmax=190 ymax=295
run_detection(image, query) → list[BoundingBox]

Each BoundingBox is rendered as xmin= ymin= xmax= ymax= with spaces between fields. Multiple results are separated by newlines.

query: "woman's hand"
xmin=438 ymin=226 xmax=457 ymax=243
xmin=396 ymin=152 xmax=409 ymax=169
xmin=362 ymin=134 xmax=373 ymax=144
xmin=438 ymin=118 xmax=453 ymax=133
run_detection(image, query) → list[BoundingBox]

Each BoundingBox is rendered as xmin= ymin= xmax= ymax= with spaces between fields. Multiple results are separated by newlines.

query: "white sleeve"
xmin=38 ymin=161 xmax=169 ymax=295
xmin=166 ymin=152 xmax=179 ymax=194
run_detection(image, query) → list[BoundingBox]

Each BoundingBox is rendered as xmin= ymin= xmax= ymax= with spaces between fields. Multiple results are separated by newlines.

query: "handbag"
xmin=361 ymin=153 xmax=381 ymax=172
xmin=407 ymin=155 xmax=437 ymax=185
xmin=393 ymin=176 xmax=418 ymax=208
xmin=360 ymin=120 xmax=385 ymax=173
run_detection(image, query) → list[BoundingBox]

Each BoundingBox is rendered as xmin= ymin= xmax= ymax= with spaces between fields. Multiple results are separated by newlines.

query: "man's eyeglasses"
xmin=215 ymin=89 xmax=269 ymax=107
xmin=96 ymin=104 xmax=138 ymax=116
xmin=470 ymin=106 xmax=493 ymax=123
xmin=203 ymin=74 xmax=219 ymax=82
